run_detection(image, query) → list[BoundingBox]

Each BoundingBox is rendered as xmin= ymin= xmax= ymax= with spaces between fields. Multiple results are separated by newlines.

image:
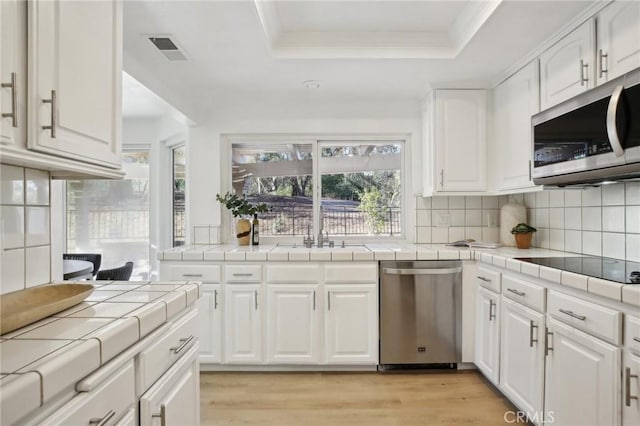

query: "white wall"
xmin=187 ymin=98 xmax=423 ymax=243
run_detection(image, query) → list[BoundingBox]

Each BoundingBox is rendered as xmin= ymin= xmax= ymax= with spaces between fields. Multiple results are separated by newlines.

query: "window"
xmin=173 ymin=146 xmax=186 ymax=247
xmin=229 ymin=139 xmax=404 ymax=239
xmin=66 ymin=151 xmax=150 ymax=279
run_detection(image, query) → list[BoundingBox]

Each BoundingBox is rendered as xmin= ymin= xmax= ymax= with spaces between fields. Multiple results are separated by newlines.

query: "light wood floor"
xmin=200 ymin=371 xmax=516 ymax=426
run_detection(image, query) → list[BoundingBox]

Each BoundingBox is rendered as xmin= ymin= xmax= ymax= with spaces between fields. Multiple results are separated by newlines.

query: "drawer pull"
xmin=507 ymin=288 xmax=526 ymax=297
xmin=233 ymin=273 xmax=253 ymax=277
xmin=182 ymin=273 xmax=203 ymax=278
xmin=633 ymin=337 xmax=640 ymax=344
xmin=152 ymin=404 xmax=166 ymax=426
xmin=559 ymin=308 xmax=586 ymax=321
xmin=626 ymin=367 xmax=639 ymax=407
xmin=89 ymin=410 xmax=116 ymax=426
xmin=529 ymin=320 xmax=538 ymax=347
xmin=545 ymin=327 xmax=553 ymax=356
xmin=477 ymin=276 xmax=491 ymax=282
xmin=170 ymin=335 xmax=195 ymax=355
xmin=489 ymin=299 xmax=496 ymax=321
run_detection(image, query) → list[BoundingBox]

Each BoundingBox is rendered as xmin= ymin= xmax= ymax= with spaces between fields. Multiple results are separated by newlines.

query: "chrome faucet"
xmin=317 ymin=228 xmax=330 ymax=248
xmin=303 ymin=225 xmax=314 ymax=248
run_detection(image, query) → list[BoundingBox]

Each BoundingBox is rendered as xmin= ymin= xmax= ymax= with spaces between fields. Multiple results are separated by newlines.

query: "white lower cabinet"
xmin=544 ymin=317 xmax=620 ymax=426
xmin=224 ymin=283 xmax=263 ymax=364
xmin=196 ymin=284 xmax=222 ymax=364
xmin=42 ymin=360 xmax=136 ymax=426
xmin=325 ymin=284 xmax=378 ymax=364
xmin=139 ymin=344 xmax=200 ymax=426
xmin=624 ymin=351 xmax=640 ymax=426
xmin=475 ymin=286 xmax=500 ymax=385
xmin=499 ymin=297 xmax=545 ymax=424
xmin=266 ymin=284 xmax=321 ymax=364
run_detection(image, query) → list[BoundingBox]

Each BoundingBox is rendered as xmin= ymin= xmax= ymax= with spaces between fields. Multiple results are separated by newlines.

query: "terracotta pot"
xmin=514 ymin=232 xmax=533 ymax=249
xmin=236 ymin=218 xmax=251 ymax=246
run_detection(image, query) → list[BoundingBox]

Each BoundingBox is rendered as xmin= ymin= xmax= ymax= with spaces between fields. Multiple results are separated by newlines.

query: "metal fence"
xmin=67 ymin=208 xmax=149 ymax=244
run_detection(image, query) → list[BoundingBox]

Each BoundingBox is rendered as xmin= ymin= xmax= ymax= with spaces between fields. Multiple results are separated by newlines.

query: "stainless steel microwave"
xmin=531 ymin=68 xmax=640 ymax=186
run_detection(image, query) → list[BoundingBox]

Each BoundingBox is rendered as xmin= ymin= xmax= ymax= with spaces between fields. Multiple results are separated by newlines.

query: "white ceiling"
xmin=122 ymin=0 xmax=596 ymax=121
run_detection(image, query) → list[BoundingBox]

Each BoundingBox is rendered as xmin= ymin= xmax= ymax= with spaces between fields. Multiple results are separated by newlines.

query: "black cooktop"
xmin=516 ymin=256 xmax=640 ymax=284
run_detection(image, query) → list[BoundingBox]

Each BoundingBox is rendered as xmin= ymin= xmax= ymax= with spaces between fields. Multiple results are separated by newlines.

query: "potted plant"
xmin=510 ymin=223 xmax=537 ymax=249
xmin=216 ymin=192 xmax=269 ymax=246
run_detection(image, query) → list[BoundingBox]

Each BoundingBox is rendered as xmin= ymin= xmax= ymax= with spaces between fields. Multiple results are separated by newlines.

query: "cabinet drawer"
xmin=136 ymin=309 xmax=198 ymax=393
xmin=502 ymin=274 xmax=546 ymax=312
xmin=324 ymin=263 xmax=377 ymax=283
xmin=547 ymin=290 xmax=621 ymax=345
xmin=165 ymin=264 xmax=221 ymax=282
xmin=225 ymin=265 xmax=262 ymax=282
xmin=476 ymin=266 xmax=501 ymax=293
xmin=266 ymin=264 xmax=321 ymax=283
xmin=41 ymin=361 xmax=135 ymax=426
xmin=626 ymin=315 xmax=640 ymax=355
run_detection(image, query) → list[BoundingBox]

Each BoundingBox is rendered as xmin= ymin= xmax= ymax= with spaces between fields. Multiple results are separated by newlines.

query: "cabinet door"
xmin=140 ymin=344 xmax=200 ymax=426
xmin=435 ymin=89 xmax=487 ymax=192
xmin=0 ymin=0 xmax=26 ymax=147
xmin=624 ymin=351 xmax=640 ymax=426
xmin=540 ymin=19 xmax=595 ymax=110
xmin=27 ymin=0 xmax=121 ymax=168
xmin=266 ymin=284 xmax=321 ymax=364
xmin=493 ymin=61 xmax=539 ymax=191
xmin=499 ymin=298 xmax=544 ymax=423
xmin=544 ymin=317 xmax=620 ymax=426
xmin=197 ymin=283 xmax=222 ymax=364
xmin=596 ymin=0 xmax=640 ymax=84
xmin=224 ymin=283 xmax=263 ymax=364
xmin=325 ymin=284 xmax=377 ymax=364
xmin=474 ymin=286 xmax=500 ymax=385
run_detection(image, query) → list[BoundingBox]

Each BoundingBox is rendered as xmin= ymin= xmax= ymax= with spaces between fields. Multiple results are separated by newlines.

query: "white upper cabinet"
xmin=0 ymin=0 xmax=26 ymax=148
xmin=27 ymin=0 xmax=122 ymax=168
xmin=540 ymin=19 xmax=595 ymax=111
xmin=492 ymin=61 xmax=540 ymax=192
xmin=433 ymin=89 xmax=487 ymax=193
xmin=596 ymin=0 xmax=640 ymax=84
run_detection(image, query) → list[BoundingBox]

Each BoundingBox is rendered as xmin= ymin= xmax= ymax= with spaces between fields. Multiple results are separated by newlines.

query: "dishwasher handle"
xmin=383 ymin=267 xmax=462 ymax=275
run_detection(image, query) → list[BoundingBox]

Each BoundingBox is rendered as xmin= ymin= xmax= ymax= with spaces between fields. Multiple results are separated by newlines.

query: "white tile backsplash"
xmin=449 ymin=196 xmax=465 ymax=209
xmin=602 ymin=206 xmax=624 ymax=233
xmin=602 ymin=233 xmax=625 ymax=260
xmin=582 ymin=207 xmax=602 ymax=231
xmin=582 ymin=187 xmax=602 ymax=206
xmin=549 ymin=191 xmax=564 ymax=208
xmin=564 ymin=207 xmax=582 ymax=230
xmin=626 ymin=182 xmax=640 ymax=205
xmin=582 ymin=231 xmax=602 ymax=256
xmin=564 ymin=230 xmax=582 ymax=254
xmin=602 ymin=184 xmax=625 ymax=206
xmin=627 ymin=234 xmax=640 ymax=262
xmin=1 ymin=165 xmax=51 ymax=294
xmin=564 ymin=190 xmax=582 ymax=207
xmin=627 ymin=206 xmax=640 ymax=233
xmin=465 ymin=196 xmax=481 ymax=209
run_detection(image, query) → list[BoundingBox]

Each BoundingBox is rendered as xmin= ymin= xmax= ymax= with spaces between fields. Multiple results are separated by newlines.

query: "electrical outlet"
xmin=435 ymin=212 xmax=450 ymax=227
xmin=485 ymin=211 xmax=498 ymax=228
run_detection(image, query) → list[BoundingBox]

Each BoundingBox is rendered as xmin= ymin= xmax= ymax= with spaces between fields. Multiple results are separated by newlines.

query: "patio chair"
xmin=62 ymin=253 xmax=102 ymax=277
xmin=96 ymin=261 xmax=134 ymax=281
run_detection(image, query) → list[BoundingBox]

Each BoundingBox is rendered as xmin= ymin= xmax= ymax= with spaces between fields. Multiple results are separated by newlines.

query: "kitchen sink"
xmin=272 ymin=244 xmax=371 ymax=253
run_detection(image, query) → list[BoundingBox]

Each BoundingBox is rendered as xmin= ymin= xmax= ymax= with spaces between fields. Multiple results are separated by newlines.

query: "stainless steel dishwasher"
xmin=379 ymin=260 xmax=462 ymax=368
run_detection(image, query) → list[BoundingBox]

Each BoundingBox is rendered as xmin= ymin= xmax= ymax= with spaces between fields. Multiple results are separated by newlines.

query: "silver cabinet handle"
xmin=440 ymin=169 xmax=444 ymax=188
xmin=214 ymin=289 xmax=219 ymax=309
xmin=313 ymin=290 xmax=316 ymax=311
xmin=42 ymin=89 xmax=56 ymax=138
xmin=327 ymin=291 xmax=331 ymax=311
xmin=559 ymin=308 xmax=586 ymax=321
xmin=489 ymin=299 xmax=496 ymax=321
xmin=182 ymin=273 xmax=203 ymax=278
xmin=254 ymin=290 xmax=258 ymax=310
xmin=89 ymin=410 xmax=116 ymax=426
xmin=233 ymin=273 xmax=253 ymax=277
xmin=545 ymin=327 xmax=553 ymax=356
xmin=507 ymin=288 xmax=526 ymax=297
xmin=529 ymin=320 xmax=538 ymax=348
xmin=598 ymin=49 xmax=608 ymax=78
xmin=634 ymin=337 xmax=640 ymax=344
xmin=152 ymin=404 xmax=166 ymax=426
xmin=580 ymin=59 xmax=589 ymax=86
xmin=1 ymin=72 xmax=17 ymax=127
xmin=626 ymin=367 xmax=639 ymax=407
xmin=170 ymin=335 xmax=195 ymax=354
xmin=384 ymin=267 xmax=462 ymax=275
xmin=477 ymin=276 xmax=491 ymax=283
xmin=606 ymin=84 xmax=625 ymax=157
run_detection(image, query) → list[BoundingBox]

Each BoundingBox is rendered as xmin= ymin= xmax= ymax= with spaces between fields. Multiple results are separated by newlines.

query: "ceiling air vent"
xmin=148 ymin=36 xmax=187 ymax=61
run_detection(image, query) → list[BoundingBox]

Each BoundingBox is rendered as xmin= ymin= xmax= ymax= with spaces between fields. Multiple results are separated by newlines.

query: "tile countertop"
xmin=157 ymin=243 xmax=640 ymax=308
xmin=0 ymin=280 xmax=200 ymax=424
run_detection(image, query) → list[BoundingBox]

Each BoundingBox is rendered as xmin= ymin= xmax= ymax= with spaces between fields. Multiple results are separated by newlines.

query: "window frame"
xmin=221 ymin=134 xmax=408 ymax=243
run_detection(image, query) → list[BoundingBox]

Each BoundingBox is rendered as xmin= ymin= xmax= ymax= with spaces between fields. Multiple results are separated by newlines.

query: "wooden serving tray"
xmin=0 ymin=284 xmax=94 ymax=335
